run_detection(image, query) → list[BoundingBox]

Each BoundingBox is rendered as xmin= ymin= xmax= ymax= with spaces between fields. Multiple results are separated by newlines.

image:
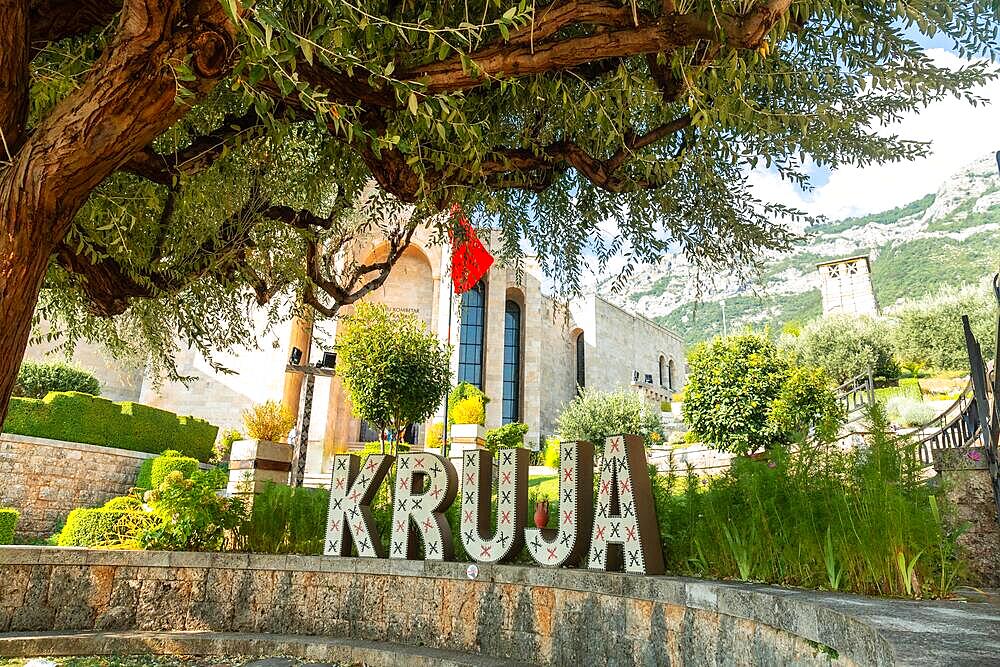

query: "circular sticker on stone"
xmin=466 ymin=564 xmax=479 ymax=580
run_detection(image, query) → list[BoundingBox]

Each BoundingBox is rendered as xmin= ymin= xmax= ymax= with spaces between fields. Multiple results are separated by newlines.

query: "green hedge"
xmin=0 ymin=509 xmax=18 ymax=544
xmin=2 ymin=392 xmax=217 ymax=461
xmin=57 ymin=507 xmax=156 ymax=548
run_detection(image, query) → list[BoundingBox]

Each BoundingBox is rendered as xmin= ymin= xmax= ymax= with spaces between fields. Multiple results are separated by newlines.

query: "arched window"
xmin=502 ymin=301 xmax=521 ymax=424
xmin=658 ymin=355 xmax=667 ymax=387
xmin=575 ymin=331 xmax=586 ymax=390
xmin=668 ymin=359 xmax=676 ymax=391
xmin=458 ymin=281 xmax=486 ymax=388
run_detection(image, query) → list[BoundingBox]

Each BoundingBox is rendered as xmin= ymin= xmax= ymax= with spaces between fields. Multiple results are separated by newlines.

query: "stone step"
xmin=0 ymin=630 xmax=531 ymax=667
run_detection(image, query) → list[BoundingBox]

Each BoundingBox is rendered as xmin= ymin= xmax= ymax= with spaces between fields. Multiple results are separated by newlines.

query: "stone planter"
xmin=227 ymin=438 xmax=293 ymax=496
xmin=449 ymin=424 xmax=486 ymax=478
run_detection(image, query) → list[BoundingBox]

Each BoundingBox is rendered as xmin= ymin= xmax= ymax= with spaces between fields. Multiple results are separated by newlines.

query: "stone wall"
xmin=2 ymin=549 xmax=997 ymax=665
xmin=0 ymin=434 xmax=155 ymax=540
xmin=935 ymin=446 xmax=1000 ymax=587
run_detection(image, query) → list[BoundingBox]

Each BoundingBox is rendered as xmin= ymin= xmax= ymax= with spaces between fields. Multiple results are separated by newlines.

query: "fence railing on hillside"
xmin=911 ymin=376 xmax=978 ymax=465
xmin=834 ymin=370 xmax=875 ymax=427
xmin=961 ymin=272 xmax=1000 ymax=523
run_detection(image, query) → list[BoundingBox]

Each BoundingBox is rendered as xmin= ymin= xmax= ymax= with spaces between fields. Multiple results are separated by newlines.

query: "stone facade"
xmin=2 ymin=548 xmax=999 ymax=665
xmin=43 ymin=227 xmax=686 ymax=483
xmin=817 ymin=255 xmax=879 ymax=317
xmin=0 ymin=434 xmax=154 ymax=540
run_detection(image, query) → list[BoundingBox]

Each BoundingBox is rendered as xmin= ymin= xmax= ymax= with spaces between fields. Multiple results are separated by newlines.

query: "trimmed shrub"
xmin=483 ymin=422 xmax=529 ymax=453
xmin=102 ymin=495 xmax=143 ymax=511
xmin=0 ymin=508 xmax=19 ymax=544
xmin=557 ymin=387 xmax=663 ymax=453
xmin=57 ymin=507 xmax=155 ymax=548
xmin=150 ymin=450 xmax=199 ymax=488
xmin=13 ymin=361 xmax=100 ymax=399
xmin=2 ymin=392 xmax=216 ymax=461
xmin=135 ymin=458 xmax=155 ymax=489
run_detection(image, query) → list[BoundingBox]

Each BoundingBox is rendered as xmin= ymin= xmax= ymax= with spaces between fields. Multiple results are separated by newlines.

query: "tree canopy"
xmin=1 ymin=0 xmax=998 ymax=420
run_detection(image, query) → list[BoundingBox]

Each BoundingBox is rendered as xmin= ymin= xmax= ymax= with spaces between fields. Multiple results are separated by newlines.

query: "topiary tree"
xmin=788 ymin=315 xmax=899 ymax=382
xmin=13 ymin=361 xmax=100 ymax=398
xmin=336 ymin=303 xmax=452 ymax=454
xmin=1 ymin=0 xmax=995 ymax=427
xmin=682 ymin=332 xmax=843 ymax=454
xmin=557 ymin=387 xmax=663 ymax=453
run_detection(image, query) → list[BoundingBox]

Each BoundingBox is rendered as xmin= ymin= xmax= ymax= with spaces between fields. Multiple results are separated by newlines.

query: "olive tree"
xmin=335 ymin=303 xmax=451 ymax=453
xmin=1 ymin=0 xmax=997 ymax=423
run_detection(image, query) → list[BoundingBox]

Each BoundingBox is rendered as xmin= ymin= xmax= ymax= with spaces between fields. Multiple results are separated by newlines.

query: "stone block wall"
xmin=0 ymin=434 xmax=155 ymax=540
xmin=1 ymin=549 xmax=998 ymax=665
xmin=0 ymin=548 xmax=900 ymax=666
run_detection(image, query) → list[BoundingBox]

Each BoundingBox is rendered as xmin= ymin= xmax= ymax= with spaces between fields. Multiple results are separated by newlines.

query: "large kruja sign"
xmin=325 ymin=435 xmax=665 ymax=575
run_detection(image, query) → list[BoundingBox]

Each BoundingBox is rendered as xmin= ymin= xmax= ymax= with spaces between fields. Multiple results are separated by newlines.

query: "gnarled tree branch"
xmin=0 ymin=0 xmax=30 ymax=154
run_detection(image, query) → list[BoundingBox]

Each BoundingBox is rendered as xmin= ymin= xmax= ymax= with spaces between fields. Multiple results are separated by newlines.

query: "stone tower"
xmin=816 ymin=255 xmax=879 ymax=316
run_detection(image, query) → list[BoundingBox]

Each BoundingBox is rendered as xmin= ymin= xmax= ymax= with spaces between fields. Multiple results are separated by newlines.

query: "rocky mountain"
xmin=605 ymin=154 xmax=1000 ymax=345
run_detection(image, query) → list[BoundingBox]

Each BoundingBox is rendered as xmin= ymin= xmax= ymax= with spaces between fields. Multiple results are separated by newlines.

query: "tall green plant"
xmin=654 ymin=403 xmax=964 ymax=598
xmin=237 ymin=482 xmax=329 ymax=555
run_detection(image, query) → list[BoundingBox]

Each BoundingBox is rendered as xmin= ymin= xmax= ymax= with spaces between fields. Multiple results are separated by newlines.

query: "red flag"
xmin=449 ymin=205 xmax=493 ymax=294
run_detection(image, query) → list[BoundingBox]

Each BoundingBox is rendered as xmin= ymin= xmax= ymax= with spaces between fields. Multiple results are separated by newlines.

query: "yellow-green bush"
xmin=242 ymin=400 xmax=295 ymax=442
xmin=451 ymin=396 xmax=485 ymax=425
xmin=542 ymin=438 xmax=561 ymax=468
xmin=426 ymin=421 xmax=445 ymax=449
xmin=2 ymin=392 xmax=216 ymax=461
xmin=150 ymin=451 xmax=199 ymax=488
xmin=0 ymin=508 xmax=19 ymax=544
xmin=57 ymin=507 xmax=155 ymax=548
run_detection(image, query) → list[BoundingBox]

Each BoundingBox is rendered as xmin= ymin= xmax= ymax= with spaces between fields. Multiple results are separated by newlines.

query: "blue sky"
xmin=773 ymin=26 xmax=999 ymax=219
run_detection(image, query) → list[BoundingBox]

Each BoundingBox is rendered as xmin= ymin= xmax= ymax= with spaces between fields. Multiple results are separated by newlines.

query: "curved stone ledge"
xmin=0 ymin=547 xmax=997 ymax=666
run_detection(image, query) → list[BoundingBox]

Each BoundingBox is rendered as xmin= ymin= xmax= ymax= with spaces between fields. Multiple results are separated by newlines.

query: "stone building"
xmin=816 ymin=254 xmax=879 ymax=317
xmin=23 ymin=226 xmax=686 ymax=480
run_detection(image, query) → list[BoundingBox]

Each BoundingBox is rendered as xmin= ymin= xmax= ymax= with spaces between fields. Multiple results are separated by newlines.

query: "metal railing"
xmin=834 ymin=370 xmax=876 ymax=428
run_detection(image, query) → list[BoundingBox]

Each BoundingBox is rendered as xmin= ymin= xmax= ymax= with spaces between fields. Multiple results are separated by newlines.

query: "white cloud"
xmin=750 ymin=49 xmax=1000 ymax=221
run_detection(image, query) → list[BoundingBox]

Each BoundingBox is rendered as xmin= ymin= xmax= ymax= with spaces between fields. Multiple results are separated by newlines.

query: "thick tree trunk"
xmin=0 ymin=180 xmax=58 ymax=425
xmin=0 ymin=0 xmax=237 ymax=425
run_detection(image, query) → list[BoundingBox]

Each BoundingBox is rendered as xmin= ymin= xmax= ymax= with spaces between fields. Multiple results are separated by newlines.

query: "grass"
xmin=527 ymin=475 xmax=559 ymax=501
